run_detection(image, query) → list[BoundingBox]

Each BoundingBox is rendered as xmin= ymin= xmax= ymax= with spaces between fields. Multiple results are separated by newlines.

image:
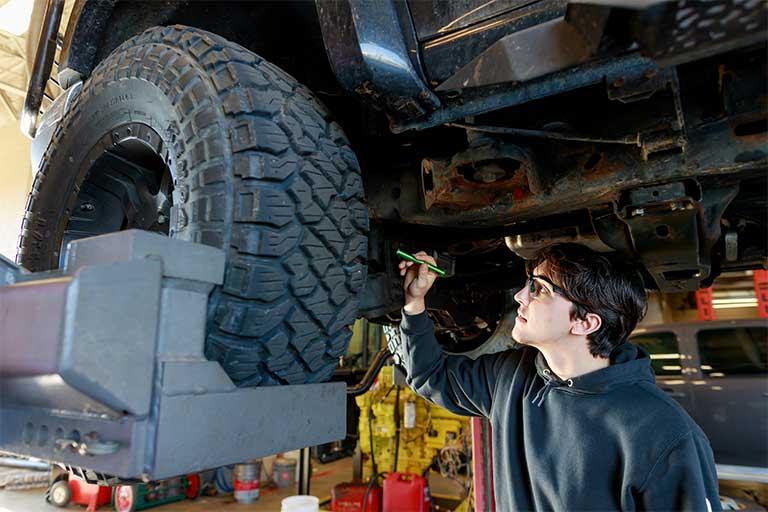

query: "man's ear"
xmin=571 ymin=312 xmax=602 ymax=336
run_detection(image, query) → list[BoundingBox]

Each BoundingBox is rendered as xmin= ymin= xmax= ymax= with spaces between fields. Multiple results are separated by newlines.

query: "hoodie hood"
xmin=533 ymin=342 xmax=656 ymax=401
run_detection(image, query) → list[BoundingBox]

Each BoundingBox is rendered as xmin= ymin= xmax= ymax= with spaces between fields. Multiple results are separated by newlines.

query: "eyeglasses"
xmin=526 ymin=275 xmax=591 ymax=312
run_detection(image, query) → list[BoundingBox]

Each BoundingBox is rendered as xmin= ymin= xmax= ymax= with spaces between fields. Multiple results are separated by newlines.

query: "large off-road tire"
xmin=18 ymin=25 xmax=368 ymax=386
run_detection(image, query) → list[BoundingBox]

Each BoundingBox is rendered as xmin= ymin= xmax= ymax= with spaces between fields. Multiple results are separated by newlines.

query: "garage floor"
xmin=0 ymin=456 xmax=468 ymax=512
xmin=0 ymin=456 xmax=351 ymax=512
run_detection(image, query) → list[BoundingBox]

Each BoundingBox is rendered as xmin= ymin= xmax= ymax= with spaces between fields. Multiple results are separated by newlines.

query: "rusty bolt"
xmin=611 ymin=77 xmax=625 ymax=88
xmin=644 ymin=68 xmax=657 ymax=79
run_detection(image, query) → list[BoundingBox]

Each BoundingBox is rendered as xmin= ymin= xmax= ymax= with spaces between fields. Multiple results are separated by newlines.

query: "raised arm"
xmin=394 ymin=251 xmax=519 ymax=417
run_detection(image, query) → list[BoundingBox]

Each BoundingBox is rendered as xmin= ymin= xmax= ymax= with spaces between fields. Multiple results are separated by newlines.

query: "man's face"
xmin=511 ymin=264 xmax=577 ymax=348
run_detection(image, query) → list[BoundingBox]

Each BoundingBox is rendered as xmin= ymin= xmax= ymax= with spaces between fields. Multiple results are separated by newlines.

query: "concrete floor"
xmin=0 ymin=457 xmax=353 ymax=512
xmin=3 ymin=462 xmax=765 ymax=511
xmin=0 ymin=456 xmax=467 ymax=512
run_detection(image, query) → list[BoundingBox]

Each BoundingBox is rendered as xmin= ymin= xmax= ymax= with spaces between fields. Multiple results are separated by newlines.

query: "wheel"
xmin=184 ymin=474 xmax=201 ymax=500
xmin=113 ymin=484 xmax=139 ymax=512
xmin=18 ymin=25 xmax=368 ymax=386
xmin=47 ymin=480 xmax=71 ymax=507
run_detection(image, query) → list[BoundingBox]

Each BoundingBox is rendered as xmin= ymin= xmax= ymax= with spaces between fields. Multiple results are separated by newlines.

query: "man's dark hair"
xmin=525 ymin=244 xmax=648 ymax=358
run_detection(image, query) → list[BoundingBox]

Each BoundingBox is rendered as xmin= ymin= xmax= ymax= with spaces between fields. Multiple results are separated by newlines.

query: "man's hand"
xmin=399 ymin=251 xmax=438 ymax=315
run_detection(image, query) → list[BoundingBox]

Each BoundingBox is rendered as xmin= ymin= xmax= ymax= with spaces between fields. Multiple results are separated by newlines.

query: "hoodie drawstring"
xmin=531 ymin=369 xmax=573 ymax=407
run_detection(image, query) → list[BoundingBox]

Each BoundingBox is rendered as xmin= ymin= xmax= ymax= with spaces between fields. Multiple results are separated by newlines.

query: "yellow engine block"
xmin=356 ymin=366 xmax=471 ymax=479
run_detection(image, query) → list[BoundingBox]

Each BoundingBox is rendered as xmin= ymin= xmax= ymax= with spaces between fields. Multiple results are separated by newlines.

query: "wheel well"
xmin=62 ymin=0 xmax=340 ymax=95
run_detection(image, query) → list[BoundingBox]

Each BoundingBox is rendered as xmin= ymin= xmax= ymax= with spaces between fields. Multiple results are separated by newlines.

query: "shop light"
xmin=712 ymin=302 xmax=758 ymax=309
xmin=649 ymin=353 xmax=681 ymax=360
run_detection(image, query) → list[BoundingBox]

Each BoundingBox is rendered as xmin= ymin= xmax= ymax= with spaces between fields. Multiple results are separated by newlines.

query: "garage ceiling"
xmin=0 ymin=0 xmax=71 ymax=129
xmin=0 ymin=25 xmax=27 ymax=125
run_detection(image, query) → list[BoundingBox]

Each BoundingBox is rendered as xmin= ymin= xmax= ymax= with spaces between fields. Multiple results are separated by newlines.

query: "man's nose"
xmin=514 ymin=284 xmax=528 ymax=306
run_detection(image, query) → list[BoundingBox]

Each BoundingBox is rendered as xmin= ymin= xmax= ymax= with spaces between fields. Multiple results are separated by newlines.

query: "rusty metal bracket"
xmin=421 ymin=143 xmax=534 ymax=210
xmin=606 ymin=65 xmax=687 ymax=160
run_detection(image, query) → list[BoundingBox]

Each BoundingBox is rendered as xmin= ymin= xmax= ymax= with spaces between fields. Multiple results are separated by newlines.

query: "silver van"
xmin=630 ymin=320 xmax=767 ymax=482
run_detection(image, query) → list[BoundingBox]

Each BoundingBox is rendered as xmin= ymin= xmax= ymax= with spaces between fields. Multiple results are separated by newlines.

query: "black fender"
xmin=315 ymin=0 xmax=439 ymax=122
xmin=57 ymin=0 xmax=118 ymax=89
xmin=58 ymin=0 xmax=183 ymax=88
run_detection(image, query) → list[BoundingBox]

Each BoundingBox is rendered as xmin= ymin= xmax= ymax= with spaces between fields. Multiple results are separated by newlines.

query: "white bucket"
xmin=280 ymin=495 xmax=319 ymax=512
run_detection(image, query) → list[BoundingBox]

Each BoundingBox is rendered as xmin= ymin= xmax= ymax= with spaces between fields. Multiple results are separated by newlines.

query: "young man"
xmin=397 ymin=244 xmax=721 ymax=510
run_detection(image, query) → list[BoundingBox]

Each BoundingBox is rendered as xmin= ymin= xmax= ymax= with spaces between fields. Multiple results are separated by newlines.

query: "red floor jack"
xmin=46 ymin=472 xmax=112 ymax=512
xmin=46 ymin=469 xmax=201 ymax=512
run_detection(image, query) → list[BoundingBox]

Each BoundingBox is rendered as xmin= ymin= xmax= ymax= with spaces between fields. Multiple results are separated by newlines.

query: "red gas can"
xmin=382 ymin=472 xmax=431 ymax=512
xmin=331 ymin=481 xmax=382 ymax=512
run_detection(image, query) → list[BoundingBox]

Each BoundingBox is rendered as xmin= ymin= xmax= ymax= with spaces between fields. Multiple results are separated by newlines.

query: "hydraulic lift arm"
xmin=0 ymin=230 xmax=346 ymax=482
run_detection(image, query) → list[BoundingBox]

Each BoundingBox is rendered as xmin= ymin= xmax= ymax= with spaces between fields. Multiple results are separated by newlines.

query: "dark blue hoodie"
xmin=399 ymin=311 xmax=721 ymax=511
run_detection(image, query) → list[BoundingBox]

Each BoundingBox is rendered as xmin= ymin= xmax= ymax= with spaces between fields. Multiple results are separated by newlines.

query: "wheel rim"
xmin=61 ymin=123 xmax=173 ymax=266
xmin=115 ymin=485 xmax=135 ymax=511
xmin=184 ymin=474 xmax=200 ymax=499
xmin=51 ymin=483 xmax=68 ymax=504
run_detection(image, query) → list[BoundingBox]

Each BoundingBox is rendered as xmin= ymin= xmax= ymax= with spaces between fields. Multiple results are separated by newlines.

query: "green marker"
xmin=396 ymin=249 xmax=446 ymax=276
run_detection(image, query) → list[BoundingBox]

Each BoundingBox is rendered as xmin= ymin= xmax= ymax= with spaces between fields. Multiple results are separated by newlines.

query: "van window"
xmin=630 ymin=332 xmax=683 ymax=376
xmin=697 ymin=327 xmax=768 ymax=376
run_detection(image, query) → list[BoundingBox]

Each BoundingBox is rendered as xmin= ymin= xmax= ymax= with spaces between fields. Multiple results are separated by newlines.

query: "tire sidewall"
xmin=23 ymin=78 xmax=188 ymax=270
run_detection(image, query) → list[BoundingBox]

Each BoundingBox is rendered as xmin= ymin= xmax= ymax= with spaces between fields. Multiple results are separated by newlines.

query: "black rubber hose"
xmin=393 ymin=385 xmax=401 ymax=473
xmin=362 ymin=472 xmax=387 ymax=512
xmin=368 ymin=407 xmax=378 ymax=476
xmin=347 ymin=349 xmax=392 ymax=397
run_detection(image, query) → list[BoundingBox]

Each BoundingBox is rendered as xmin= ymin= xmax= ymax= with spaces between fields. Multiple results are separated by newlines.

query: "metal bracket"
xmin=421 ymin=143 xmax=533 ymax=210
xmin=437 ymin=14 xmax=604 ymax=91
xmin=606 ymin=65 xmax=687 ymax=160
xmin=618 ymin=182 xmax=706 ymax=291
